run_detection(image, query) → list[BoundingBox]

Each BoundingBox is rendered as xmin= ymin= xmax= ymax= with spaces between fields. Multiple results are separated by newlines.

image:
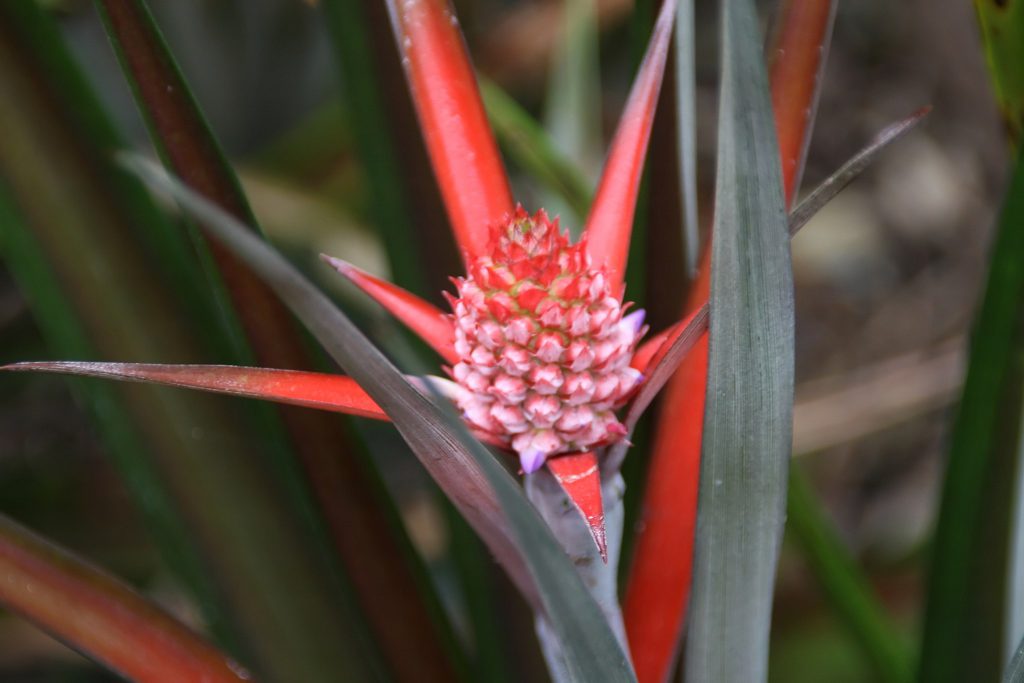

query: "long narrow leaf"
xmin=974 ymin=0 xmax=1024 ymax=146
xmin=322 ymin=256 xmax=457 ymax=363
xmin=318 ymin=0 xmax=428 ymax=293
xmin=685 ymin=0 xmax=794 ymax=680
xmin=675 ymin=0 xmax=698 ymax=275
xmin=125 ymin=154 xmax=640 ymax=682
xmin=540 ymin=0 xmax=602 ymax=227
xmin=919 ymin=147 xmax=1024 ymax=682
xmin=788 ymin=108 xmax=930 ymax=236
xmin=0 ymin=514 xmax=251 ymax=683
xmin=1006 ymin=632 xmax=1024 ymax=683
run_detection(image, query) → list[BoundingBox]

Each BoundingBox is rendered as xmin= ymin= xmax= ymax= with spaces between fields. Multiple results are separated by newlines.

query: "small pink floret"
xmin=449 ymin=208 xmax=647 ymax=470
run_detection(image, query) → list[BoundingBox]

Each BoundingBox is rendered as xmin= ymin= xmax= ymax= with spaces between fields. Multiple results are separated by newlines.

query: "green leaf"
xmin=974 ymin=0 xmax=1024 ymax=145
xmin=674 ymin=0 xmax=699 ymax=274
xmin=318 ymin=0 xmax=429 ymax=293
xmin=684 ymin=0 xmax=794 ymax=679
xmin=320 ymin=0 xmax=461 ymax=298
xmin=125 ymin=154 xmax=640 ymax=683
xmin=1005 ymin=631 xmax=1024 ymax=683
xmin=541 ymin=0 xmax=602 ymax=229
xmin=481 ymin=79 xmax=593 ymax=221
xmin=919 ymin=148 xmax=1024 ymax=682
xmin=787 ymin=466 xmax=913 ymax=683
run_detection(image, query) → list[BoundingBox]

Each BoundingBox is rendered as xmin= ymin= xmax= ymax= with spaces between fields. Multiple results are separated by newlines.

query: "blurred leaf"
xmin=0 ymin=6 xmax=383 ymax=681
xmin=541 ymin=0 xmax=601 ymax=228
xmin=322 ymin=0 xmax=462 ymax=299
xmin=684 ymin=1 xmax=794 ymax=681
xmin=788 ymin=466 xmax=913 ymax=683
xmin=482 ymin=79 xmax=593 ymax=221
xmin=125 ymin=154 xmax=640 ymax=682
xmin=788 ymin=108 xmax=930 ymax=236
xmin=0 ymin=513 xmax=250 ymax=683
xmin=1006 ymin=632 xmax=1024 ymax=683
xmin=0 ymin=179 xmax=230 ymax=653
xmin=919 ymin=148 xmax=1024 ymax=682
xmin=675 ymin=0 xmax=698 ymax=276
xmin=767 ymin=0 xmax=836 ymax=202
xmin=974 ymin=0 xmax=1024 ymax=145
xmin=317 ymin=0 xmax=428 ymax=292
xmin=95 ymin=3 xmax=462 ymax=678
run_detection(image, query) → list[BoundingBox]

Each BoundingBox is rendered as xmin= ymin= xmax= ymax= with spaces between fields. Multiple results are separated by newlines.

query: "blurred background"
xmin=0 ymin=0 xmax=1011 ymax=680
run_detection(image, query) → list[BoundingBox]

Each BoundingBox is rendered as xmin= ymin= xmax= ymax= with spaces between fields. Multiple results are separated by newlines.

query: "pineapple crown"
xmin=447 ymin=207 xmax=647 ymax=473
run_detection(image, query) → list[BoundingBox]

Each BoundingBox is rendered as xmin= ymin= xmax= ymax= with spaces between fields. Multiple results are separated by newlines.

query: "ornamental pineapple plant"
xmin=4 ymin=0 xmax=1000 ymax=682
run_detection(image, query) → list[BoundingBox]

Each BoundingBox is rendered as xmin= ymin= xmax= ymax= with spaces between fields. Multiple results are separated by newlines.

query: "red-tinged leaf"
xmin=583 ymin=0 xmax=676 ymax=289
xmin=624 ymin=304 xmax=708 ymax=436
xmin=385 ymin=0 xmax=514 ymax=263
xmin=547 ymin=452 xmax=607 ymax=562
xmin=631 ymin=326 xmax=673 ymax=374
xmin=322 ymin=255 xmax=458 ymax=363
xmin=0 ymin=514 xmax=251 ymax=683
xmin=2 ymin=362 xmax=389 ymax=421
xmin=768 ymin=0 xmax=837 ymax=203
xmin=624 ymin=3 xmax=835 ymax=680
xmin=630 ymin=303 xmax=708 ymax=376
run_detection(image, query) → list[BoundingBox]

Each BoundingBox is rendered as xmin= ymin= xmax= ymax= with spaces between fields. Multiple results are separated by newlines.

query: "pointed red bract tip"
xmin=583 ymin=0 xmax=677 ymax=290
xmin=386 ymin=0 xmax=513 ymax=264
xmin=2 ymin=361 xmax=391 ymax=421
xmin=546 ymin=451 xmax=607 ymax=562
xmin=321 ymin=255 xmax=458 ymax=364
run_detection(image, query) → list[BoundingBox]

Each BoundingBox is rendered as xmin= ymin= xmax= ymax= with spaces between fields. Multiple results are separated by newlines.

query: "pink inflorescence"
xmin=447 ymin=207 xmax=646 ymax=473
